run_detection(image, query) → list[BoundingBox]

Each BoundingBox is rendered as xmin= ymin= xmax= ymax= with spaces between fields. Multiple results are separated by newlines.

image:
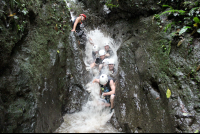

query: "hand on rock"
xmin=86 ymin=66 xmax=91 ymax=71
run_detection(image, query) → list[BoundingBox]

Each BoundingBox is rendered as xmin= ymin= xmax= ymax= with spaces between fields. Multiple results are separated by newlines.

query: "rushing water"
xmin=55 ymin=29 xmax=120 ymax=133
xmin=54 ymin=0 xmax=120 ymax=133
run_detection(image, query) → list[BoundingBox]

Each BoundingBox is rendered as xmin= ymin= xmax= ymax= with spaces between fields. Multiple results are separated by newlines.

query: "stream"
xmin=54 ymin=0 xmax=121 ymax=133
xmin=55 ymin=29 xmax=120 ymax=133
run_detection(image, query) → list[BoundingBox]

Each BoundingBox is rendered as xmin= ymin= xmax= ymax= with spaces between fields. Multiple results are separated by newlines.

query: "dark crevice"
xmin=137 ymin=126 xmax=142 ymax=130
xmin=28 ymin=10 xmax=36 ymax=25
xmin=10 ymin=32 xmax=28 ymax=57
xmin=150 ymin=78 xmax=160 ymax=94
xmin=124 ymin=123 xmax=131 ymax=133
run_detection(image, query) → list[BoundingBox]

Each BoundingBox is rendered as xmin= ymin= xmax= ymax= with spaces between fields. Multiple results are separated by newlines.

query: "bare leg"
xmin=104 ymin=103 xmax=110 ymax=107
xmin=98 ymin=99 xmax=110 ymax=107
xmin=110 ymin=94 xmax=115 ymax=109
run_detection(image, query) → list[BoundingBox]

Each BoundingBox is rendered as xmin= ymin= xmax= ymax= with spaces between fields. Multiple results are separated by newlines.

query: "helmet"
xmin=102 ymin=59 xmax=109 ymax=64
xmin=109 ymin=59 xmax=115 ymax=64
xmin=99 ymin=74 xmax=108 ymax=85
xmin=80 ymin=14 xmax=86 ymax=20
xmin=104 ymin=42 xmax=110 ymax=46
xmin=99 ymin=49 xmax=106 ymax=56
xmin=92 ymin=45 xmax=98 ymax=52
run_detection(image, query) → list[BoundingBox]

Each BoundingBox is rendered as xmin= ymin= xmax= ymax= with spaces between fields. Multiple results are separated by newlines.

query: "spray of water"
xmin=55 ymin=1 xmax=119 ymax=133
xmin=55 ymin=29 xmax=119 ymax=133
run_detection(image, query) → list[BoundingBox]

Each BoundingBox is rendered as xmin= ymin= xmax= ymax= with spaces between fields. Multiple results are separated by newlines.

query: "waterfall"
xmin=55 ymin=28 xmax=119 ymax=133
xmin=54 ymin=0 xmax=120 ymax=133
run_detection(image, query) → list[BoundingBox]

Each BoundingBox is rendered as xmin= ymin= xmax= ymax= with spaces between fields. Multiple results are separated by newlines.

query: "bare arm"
xmin=71 ymin=16 xmax=81 ymax=32
xmin=99 ymin=64 xmax=103 ymax=71
xmin=92 ymin=78 xmax=100 ymax=83
xmin=105 ymin=53 xmax=110 ymax=57
xmin=88 ymin=37 xmax=94 ymax=45
xmin=103 ymin=80 xmax=115 ymax=96
xmin=90 ymin=62 xmax=96 ymax=68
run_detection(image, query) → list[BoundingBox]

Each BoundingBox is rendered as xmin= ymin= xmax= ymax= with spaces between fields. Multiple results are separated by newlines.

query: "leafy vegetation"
xmin=154 ymin=2 xmax=200 ymax=36
xmin=105 ymin=0 xmax=119 ymax=9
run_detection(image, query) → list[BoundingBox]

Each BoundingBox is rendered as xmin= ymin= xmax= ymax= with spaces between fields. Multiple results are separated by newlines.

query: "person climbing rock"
xmin=71 ymin=14 xmax=87 ymax=45
xmin=71 ymin=14 xmax=86 ymax=33
xmin=104 ymin=42 xmax=114 ymax=58
xmin=86 ymin=49 xmax=106 ymax=72
xmin=92 ymin=74 xmax=115 ymax=113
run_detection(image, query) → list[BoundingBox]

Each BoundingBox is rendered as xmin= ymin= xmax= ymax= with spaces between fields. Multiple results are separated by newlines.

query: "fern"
xmin=164 ymin=22 xmax=175 ymax=32
xmin=155 ymin=9 xmax=186 ymax=19
xmin=188 ymin=7 xmax=200 ymax=16
xmin=105 ymin=0 xmax=118 ymax=9
xmin=162 ymin=5 xmax=173 ymax=9
xmin=161 ymin=10 xmax=185 ymax=16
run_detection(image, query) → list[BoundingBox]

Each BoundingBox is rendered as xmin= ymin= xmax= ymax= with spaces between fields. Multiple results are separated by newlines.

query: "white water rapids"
xmin=54 ymin=29 xmax=120 ymax=133
xmin=54 ymin=0 xmax=120 ymax=133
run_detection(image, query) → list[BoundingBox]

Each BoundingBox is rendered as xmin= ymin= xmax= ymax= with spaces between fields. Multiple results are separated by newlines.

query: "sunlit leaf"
xmin=166 ymin=89 xmax=171 ymax=98
xmin=179 ymin=26 xmax=191 ymax=35
xmin=57 ymin=50 xmax=59 ymax=53
xmin=8 ymin=13 xmax=16 ymax=17
xmin=193 ymin=17 xmax=200 ymax=23
xmin=194 ymin=130 xmax=199 ymax=133
xmin=193 ymin=23 xmax=198 ymax=27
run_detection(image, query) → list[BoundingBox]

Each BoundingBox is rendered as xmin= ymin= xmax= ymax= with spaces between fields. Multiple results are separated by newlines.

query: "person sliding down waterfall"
xmin=104 ymin=42 xmax=114 ymax=58
xmin=92 ymin=45 xmax=99 ymax=61
xmin=71 ymin=14 xmax=87 ymax=45
xmin=86 ymin=49 xmax=106 ymax=74
xmin=107 ymin=59 xmax=117 ymax=82
xmin=93 ymin=74 xmax=115 ymax=113
xmin=87 ymin=45 xmax=99 ymax=65
xmin=99 ymin=59 xmax=117 ymax=82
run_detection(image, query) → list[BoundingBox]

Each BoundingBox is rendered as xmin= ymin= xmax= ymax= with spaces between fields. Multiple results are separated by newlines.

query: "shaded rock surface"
xmin=1 ymin=0 xmax=200 ymax=133
xmin=78 ymin=0 xmax=200 ymax=133
xmin=0 ymin=0 xmax=89 ymax=132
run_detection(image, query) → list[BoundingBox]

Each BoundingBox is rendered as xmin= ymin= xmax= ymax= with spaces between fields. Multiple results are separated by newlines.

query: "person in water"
xmin=92 ymin=45 xmax=99 ymax=60
xmin=99 ymin=58 xmax=117 ymax=82
xmin=93 ymin=74 xmax=115 ymax=113
xmin=107 ymin=59 xmax=117 ymax=81
xmin=86 ymin=49 xmax=106 ymax=72
xmin=104 ymin=42 xmax=114 ymax=58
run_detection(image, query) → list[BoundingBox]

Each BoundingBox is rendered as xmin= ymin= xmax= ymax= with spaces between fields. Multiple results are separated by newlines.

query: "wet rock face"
xmin=0 ymin=0 xmax=89 ymax=133
xmin=78 ymin=0 xmax=200 ymax=132
xmin=80 ymin=0 xmax=161 ymax=21
xmin=103 ymin=16 xmax=200 ymax=133
xmin=117 ymin=0 xmax=161 ymax=16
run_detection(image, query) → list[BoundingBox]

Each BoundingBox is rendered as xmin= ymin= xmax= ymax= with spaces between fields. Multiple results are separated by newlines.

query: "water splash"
xmin=54 ymin=29 xmax=120 ymax=132
xmin=55 ymin=82 xmax=118 ymax=133
xmin=55 ymin=1 xmax=120 ymax=133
